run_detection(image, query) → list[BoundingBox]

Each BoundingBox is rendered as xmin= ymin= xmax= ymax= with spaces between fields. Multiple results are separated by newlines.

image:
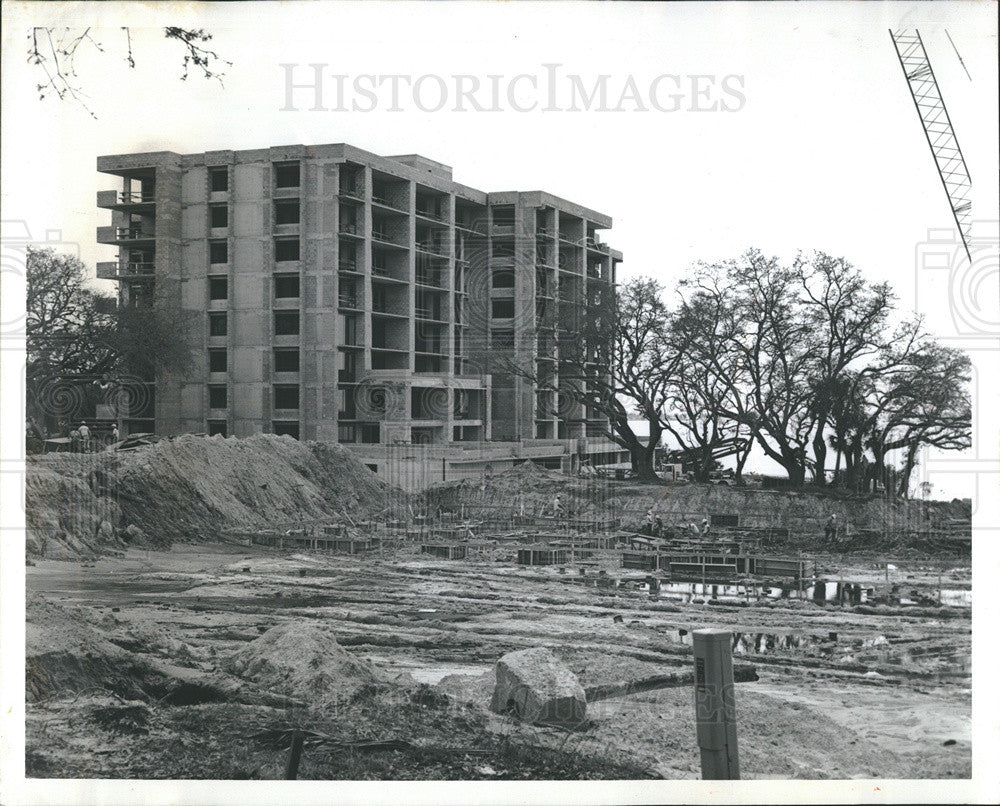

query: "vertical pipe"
xmin=693 ymin=629 xmax=740 ymax=780
xmin=284 ymin=731 xmax=304 ymax=779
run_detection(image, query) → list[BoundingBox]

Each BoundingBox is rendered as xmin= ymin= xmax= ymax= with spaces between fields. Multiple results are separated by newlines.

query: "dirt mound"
xmin=26 ymin=594 xmax=156 ymax=702
xmin=427 ymin=461 xmax=613 ymax=520
xmin=25 ymin=456 xmax=124 ymax=558
xmin=497 ymin=461 xmax=567 ymax=483
xmin=224 ymin=622 xmax=377 ymax=706
xmin=26 ymin=593 xmax=308 ymax=708
xmin=26 ymin=434 xmax=395 ymax=558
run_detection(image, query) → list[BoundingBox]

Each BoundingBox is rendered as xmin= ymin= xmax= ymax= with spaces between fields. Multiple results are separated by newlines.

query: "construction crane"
xmin=889 ymin=28 xmax=973 ymax=261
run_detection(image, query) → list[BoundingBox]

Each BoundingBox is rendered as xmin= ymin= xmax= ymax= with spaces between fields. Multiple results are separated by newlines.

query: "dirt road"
xmin=25 ymin=543 xmax=970 ymax=780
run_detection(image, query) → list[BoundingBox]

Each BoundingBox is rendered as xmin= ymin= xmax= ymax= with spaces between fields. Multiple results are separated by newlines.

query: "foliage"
xmin=671 ymin=250 xmax=971 ymax=496
xmin=25 ymin=246 xmax=194 ymax=429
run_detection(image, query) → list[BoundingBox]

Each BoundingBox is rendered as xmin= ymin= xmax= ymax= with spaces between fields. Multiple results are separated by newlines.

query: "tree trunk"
xmin=634 ymin=417 xmax=664 ymax=484
xmin=812 ymin=417 xmax=828 ymax=486
xmin=870 ymin=443 xmax=886 ymax=497
xmin=898 ymin=442 xmax=920 ymax=499
xmin=777 ymin=446 xmax=806 ymax=486
xmin=632 ymin=447 xmax=660 ymax=483
xmin=734 ymin=445 xmax=750 ymax=486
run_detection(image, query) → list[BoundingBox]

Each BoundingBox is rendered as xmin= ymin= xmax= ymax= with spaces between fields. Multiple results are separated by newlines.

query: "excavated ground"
xmin=25 ymin=542 xmax=971 ymax=780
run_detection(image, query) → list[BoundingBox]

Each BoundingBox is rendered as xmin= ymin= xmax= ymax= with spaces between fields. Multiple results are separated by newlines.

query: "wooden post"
xmin=693 ymin=629 xmax=740 ymax=780
xmin=284 ymin=730 xmax=304 ymax=779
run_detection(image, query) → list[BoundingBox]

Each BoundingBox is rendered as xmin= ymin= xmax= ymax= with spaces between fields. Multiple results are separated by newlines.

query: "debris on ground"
xmin=22 ymin=440 xmax=972 ymax=780
xmin=224 ymin=622 xmax=378 ymax=706
xmin=491 ymin=647 xmax=588 ymax=728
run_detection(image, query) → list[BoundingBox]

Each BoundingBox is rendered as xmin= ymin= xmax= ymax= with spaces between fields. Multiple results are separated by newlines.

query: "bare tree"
xmin=864 ymin=341 xmax=972 ymax=497
xmin=26 ymin=247 xmax=194 ymax=431
xmin=684 ymin=250 xmax=818 ymax=485
xmin=28 ymin=26 xmax=231 ymax=117
xmin=794 ymin=252 xmax=897 ymax=485
xmin=503 ymin=276 xmax=686 ymax=482
xmin=664 ymin=288 xmax=751 ymax=483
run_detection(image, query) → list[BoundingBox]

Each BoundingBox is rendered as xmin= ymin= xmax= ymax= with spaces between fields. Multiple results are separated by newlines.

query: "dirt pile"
xmin=26 ymin=593 xmax=149 ymax=702
xmin=25 ymin=456 xmax=125 ymax=558
xmin=426 ymin=460 xmax=615 ymax=519
xmin=427 ymin=463 xmax=969 ymax=553
xmin=631 ymin=482 xmax=969 ymax=534
xmin=26 ymin=593 xmax=308 ymax=708
xmin=26 ymin=434 xmax=394 ymax=558
xmin=225 ymin=622 xmax=377 ymax=706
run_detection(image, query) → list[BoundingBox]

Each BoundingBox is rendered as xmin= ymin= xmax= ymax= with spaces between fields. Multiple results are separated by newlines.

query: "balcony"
xmin=338 ymin=183 xmax=364 ymax=202
xmin=415 ymin=306 xmax=447 ymax=322
xmin=372 ymin=266 xmax=407 ymax=285
xmin=415 ymin=207 xmax=447 ymax=223
xmin=97 ymin=189 xmax=155 ymax=210
xmin=455 ymin=219 xmax=487 ymax=235
xmin=339 ymin=222 xmax=362 ymax=236
xmin=371 ymin=193 xmax=408 ymax=214
xmin=371 ymin=229 xmax=406 ymax=248
xmin=96 ymin=225 xmax=155 ymax=245
xmin=415 ymin=271 xmax=445 ymax=289
xmin=338 ymin=259 xmax=360 ymax=273
xmin=416 ymin=241 xmax=449 ymax=257
xmin=338 ymin=294 xmax=360 ymax=310
xmin=372 ymin=300 xmax=408 ymax=318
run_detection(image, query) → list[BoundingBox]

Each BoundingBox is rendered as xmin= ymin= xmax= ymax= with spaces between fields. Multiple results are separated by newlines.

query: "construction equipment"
xmin=889 ymin=28 xmax=972 ymax=260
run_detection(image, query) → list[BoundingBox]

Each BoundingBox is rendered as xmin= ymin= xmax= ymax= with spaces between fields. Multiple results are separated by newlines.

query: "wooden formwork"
xmin=421 ymin=544 xmax=468 ymax=560
xmin=517 ymin=548 xmax=568 ymax=566
xmin=622 ymin=548 xmax=813 ymax=585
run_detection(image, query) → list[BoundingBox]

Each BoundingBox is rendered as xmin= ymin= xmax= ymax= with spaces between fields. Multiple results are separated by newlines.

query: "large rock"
xmin=490 ymin=648 xmax=586 ymax=727
xmin=122 ymin=524 xmax=148 ymax=545
xmin=96 ymin=520 xmax=117 ymax=545
xmin=225 ymin=622 xmax=376 ymax=706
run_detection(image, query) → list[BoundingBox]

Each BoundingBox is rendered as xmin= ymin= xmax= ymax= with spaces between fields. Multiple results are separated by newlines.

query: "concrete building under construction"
xmin=96 ymin=142 xmax=626 ymax=485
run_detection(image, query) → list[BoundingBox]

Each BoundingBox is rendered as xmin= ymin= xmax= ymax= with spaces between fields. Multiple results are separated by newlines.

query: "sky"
xmin=2 ymin=0 xmax=997 ymax=502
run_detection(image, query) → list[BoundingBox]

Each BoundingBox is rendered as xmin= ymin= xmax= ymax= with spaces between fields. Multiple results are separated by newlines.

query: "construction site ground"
xmin=26 ymin=540 xmax=971 ymax=780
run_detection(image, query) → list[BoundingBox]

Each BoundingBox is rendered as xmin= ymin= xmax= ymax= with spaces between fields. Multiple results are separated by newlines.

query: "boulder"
xmin=96 ymin=520 xmax=117 ymax=545
xmin=225 ymin=622 xmax=376 ymax=706
xmin=490 ymin=647 xmax=586 ymax=727
xmin=123 ymin=524 xmax=148 ymax=545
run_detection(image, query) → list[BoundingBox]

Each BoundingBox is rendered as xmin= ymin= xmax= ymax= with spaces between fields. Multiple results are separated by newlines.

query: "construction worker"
xmin=78 ymin=421 xmax=91 ymax=452
xmin=551 ymin=494 xmax=562 ymax=516
xmin=654 ymin=515 xmax=664 ymax=538
xmin=644 ymin=508 xmax=655 ymax=535
xmin=700 ymin=518 xmax=711 ymax=537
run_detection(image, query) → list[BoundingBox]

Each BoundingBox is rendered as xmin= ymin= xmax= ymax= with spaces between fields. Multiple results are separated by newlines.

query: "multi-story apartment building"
xmin=96 ymin=143 xmax=624 ymax=483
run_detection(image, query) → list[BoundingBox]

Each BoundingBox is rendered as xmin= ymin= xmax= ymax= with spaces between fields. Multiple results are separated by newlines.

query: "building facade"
xmin=96 ymin=143 xmax=623 ymax=481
